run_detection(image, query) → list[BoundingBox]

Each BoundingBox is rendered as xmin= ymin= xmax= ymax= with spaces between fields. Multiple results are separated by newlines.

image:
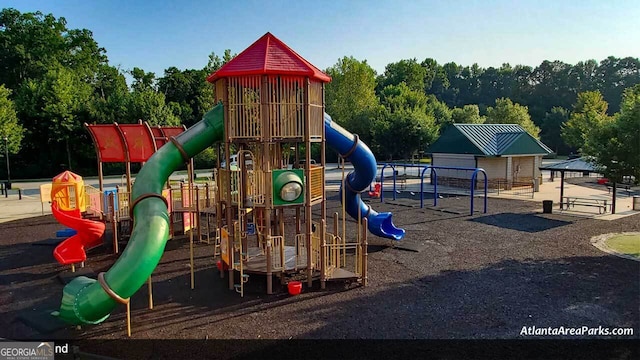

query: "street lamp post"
xmin=416 ymin=125 xmax=422 ymax=164
xmin=4 ymin=136 xmax=10 ymax=190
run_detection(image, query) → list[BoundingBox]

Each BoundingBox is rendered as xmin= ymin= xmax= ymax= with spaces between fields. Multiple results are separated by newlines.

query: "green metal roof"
xmin=427 ymin=124 xmax=553 ymax=156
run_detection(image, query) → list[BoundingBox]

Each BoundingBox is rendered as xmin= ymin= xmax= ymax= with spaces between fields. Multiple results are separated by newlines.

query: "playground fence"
xmin=435 ymin=177 xmax=534 ymax=199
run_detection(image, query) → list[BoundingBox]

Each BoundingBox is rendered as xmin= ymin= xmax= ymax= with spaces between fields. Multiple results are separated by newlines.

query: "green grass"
xmin=605 ymin=234 xmax=640 ymax=258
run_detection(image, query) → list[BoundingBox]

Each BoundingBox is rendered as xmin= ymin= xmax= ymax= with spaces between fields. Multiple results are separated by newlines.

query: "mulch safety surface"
xmin=1 ymin=196 xmax=638 ymax=346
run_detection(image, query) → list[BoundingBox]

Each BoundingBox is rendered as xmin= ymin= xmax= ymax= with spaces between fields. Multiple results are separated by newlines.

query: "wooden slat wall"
xmin=309 ymin=165 xmax=324 ymax=201
xmin=309 ymin=82 xmax=323 ymax=140
xmin=267 ymin=76 xmax=304 ymax=139
xmin=220 ymin=76 xmax=324 ymax=141
xmin=228 ymin=76 xmax=261 ymax=139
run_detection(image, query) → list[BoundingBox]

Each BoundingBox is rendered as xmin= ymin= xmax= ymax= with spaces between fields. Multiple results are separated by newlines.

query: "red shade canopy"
xmin=85 ymin=124 xmax=127 ymax=162
xmin=118 ymin=124 xmax=156 ymax=163
xmin=207 ymin=32 xmax=331 ymax=83
xmin=85 ymin=123 xmax=186 ymax=163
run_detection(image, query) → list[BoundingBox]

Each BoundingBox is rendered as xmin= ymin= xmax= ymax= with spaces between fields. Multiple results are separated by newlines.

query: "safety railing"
xmin=487 ymin=179 xmax=534 ymax=198
xmin=84 ymin=185 xmax=102 ymax=215
xmin=270 ymin=235 xmax=285 ymax=272
xmin=294 ymin=233 xmax=307 ymax=269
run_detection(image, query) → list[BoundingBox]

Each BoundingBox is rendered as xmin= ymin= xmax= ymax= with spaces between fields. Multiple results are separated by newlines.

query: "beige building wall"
xmin=511 ymin=156 xmax=535 ymax=182
xmin=432 ymin=153 xmax=476 ymax=179
xmin=477 ymin=157 xmax=507 ymax=180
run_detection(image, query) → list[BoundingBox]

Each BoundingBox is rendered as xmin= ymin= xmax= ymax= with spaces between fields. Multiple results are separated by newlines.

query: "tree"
xmin=485 ymin=98 xmax=540 ymax=138
xmin=0 ymin=85 xmax=24 ymax=154
xmin=541 ymin=107 xmax=569 ymax=154
xmin=89 ymin=64 xmax=130 ymax=124
xmin=0 ymin=8 xmax=106 ymax=91
xmin=561 ymin=91 xmax=609 ymax=151
xmin=127 ymin=89 xmax=180 ymax=126
xmin=425 ymin=95 xmax=452 ymax=131
xmin=16 ymin=63 xmax=92 ymax=170
xmin=451 ymin=105 xmax=485 ymax=124
xmin=596 ymin=57 xmax=640 ymax=114
xmin=583 ymin=85 xmax=640 ymax=183
xmin=130 ymin=67 xmax=156 ymax=92
xmin=373 ymin=108 xmax=438 ymax=160
xmin=325 ymin=56 xmax=380 ymax=129
xmin=376 ymin=58 xmax=427 ymax=93
xmin=376 ymin=83 xmax=439 ymax=159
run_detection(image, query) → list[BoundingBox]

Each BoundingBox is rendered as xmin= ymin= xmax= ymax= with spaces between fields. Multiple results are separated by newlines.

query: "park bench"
xmin=561 ymin=196 xmax=609 ymax=214
xmin=605 ymin=182 xmax=634 ymax=197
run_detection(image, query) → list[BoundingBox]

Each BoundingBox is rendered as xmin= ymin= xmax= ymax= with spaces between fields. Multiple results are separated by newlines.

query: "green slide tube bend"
xmin=57 ymin=103 xmax=225 ymax=325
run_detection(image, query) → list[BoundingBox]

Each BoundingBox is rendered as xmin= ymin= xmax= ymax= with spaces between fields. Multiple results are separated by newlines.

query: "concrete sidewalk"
xmin=0 ymin=192 xmax=51 ymax=223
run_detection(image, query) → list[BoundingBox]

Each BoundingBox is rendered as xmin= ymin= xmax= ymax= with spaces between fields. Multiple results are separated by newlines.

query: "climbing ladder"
xmin=232 ymin=150 xmax=255 ymax=297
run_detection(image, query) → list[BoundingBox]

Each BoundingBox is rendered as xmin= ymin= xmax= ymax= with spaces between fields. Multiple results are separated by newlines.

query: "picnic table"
xmin=561 ymin=196 xmax=609 ymax=214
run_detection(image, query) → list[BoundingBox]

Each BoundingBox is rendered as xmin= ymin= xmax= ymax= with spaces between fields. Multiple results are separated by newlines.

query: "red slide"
xmin=52 ymin=202 xmax=106 ymax=265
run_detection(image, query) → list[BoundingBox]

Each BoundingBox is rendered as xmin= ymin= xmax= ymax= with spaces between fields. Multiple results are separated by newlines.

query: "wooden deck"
xmin=243 ymin=246 xmax=307 ymax=273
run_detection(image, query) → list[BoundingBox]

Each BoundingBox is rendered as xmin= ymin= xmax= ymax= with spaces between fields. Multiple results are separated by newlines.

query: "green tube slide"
xmin=56 ymin=103 xmax=225 ymax=325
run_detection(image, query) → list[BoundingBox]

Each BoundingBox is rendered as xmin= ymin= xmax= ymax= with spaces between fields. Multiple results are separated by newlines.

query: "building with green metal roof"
xmin=427 ymin=124 xmax=553 ymax=190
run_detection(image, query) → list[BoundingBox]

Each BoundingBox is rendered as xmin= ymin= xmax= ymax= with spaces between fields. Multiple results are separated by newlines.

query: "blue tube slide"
xmin=324 ymin=113 xmax=405 ymax=241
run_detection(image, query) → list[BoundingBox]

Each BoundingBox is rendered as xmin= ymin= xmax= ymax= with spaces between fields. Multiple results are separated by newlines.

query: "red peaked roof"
xmin=53 ymin=171 xmax=83 ymax=183
xmin=206 ymin=32 xmax=331 ymax=83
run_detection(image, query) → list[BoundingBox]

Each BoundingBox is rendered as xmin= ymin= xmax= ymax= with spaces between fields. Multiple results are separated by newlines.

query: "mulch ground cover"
xmin=1 ymin=196 xmax=638 ymax=348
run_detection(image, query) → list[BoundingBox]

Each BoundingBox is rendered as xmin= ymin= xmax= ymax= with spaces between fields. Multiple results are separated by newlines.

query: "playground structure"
xmin=52 ymin=32 xmax=405 ymax=330
xmin=46 ymin=121 xmax=222 ymax=276
xmin=82 ymin=121 xmax=219 ymax=252
xmin=378 ymin=163 xmax=488 ymax=215
xmin=206 ymin=33 xmax=405 ymax=297
xmin=50 ymin=171 xmax=106 ymax=269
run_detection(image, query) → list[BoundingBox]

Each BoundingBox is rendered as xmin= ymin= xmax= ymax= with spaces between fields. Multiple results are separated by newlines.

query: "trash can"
xmin=633 ymin=196 xmax=640 ymax=211
xmin=542 ymin=200 xmax=553 ymax=214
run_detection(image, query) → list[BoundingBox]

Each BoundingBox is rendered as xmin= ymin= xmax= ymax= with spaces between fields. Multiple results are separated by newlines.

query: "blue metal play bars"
xmin=378 ymin=163 xmax=488 ymax=216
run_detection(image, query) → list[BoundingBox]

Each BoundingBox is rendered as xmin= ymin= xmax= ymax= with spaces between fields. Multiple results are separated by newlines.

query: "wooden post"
xmin=260 ymin=74 xmax=274 ymax=295
xmin=362 ymin=218 xmax=368 ymax=286
xmin=125 ymin=161 xmax=132 ymax=195
xmin=265 ymin=210 xmax=272 ymax=294
xmin=341 ymin=158 xmax=346 ymax=252
xmin=559 ymin=171 xmax=565 ymax=210
xmin=148 ymin=276 xmax=153 ymax=309
xmin=98 ymin=161 xmax=104 ymax=192
xmin=110 ymin=193 xmax=119 ymax=254
xmin=357 ymin=193 xmax=362 ymax=276
xmin=222 ymin=78 xmax=234 ymax=291
xmin=196 ymin=186 xmax=202 ymax=245
xmin=332 ymin=212 xmax=339 ymax=278
xmin=320 ymin=219 xmax=326 ymax=289
xmin=205 ymin=182 xmax=210 ymax=208
xmin=189 ymin=175 xmax=195 ymax=290
xmin=303 ymin=78 xmax=313 ymax=288
xmin=126 ymin=301 xmax=131 ymax=337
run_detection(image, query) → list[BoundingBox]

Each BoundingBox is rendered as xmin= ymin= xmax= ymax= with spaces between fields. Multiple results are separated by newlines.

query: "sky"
xmin=3 ymin=0 xmax=639 ymax=79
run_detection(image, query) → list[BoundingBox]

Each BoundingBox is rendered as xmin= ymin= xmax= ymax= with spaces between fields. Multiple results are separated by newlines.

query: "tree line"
xmin=0 ymin=9 xmax=638 ymax=181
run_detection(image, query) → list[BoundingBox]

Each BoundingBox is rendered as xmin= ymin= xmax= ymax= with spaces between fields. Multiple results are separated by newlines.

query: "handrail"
xmin=379 ymin=163 xmax=396 ymax=203
xmin=379 ymin=163 xmax=488 ymax=215
xmin=419 ymin=166 xmax=438 ymax=208
xmin=470 ymin=168 xmax=488 ymax=215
